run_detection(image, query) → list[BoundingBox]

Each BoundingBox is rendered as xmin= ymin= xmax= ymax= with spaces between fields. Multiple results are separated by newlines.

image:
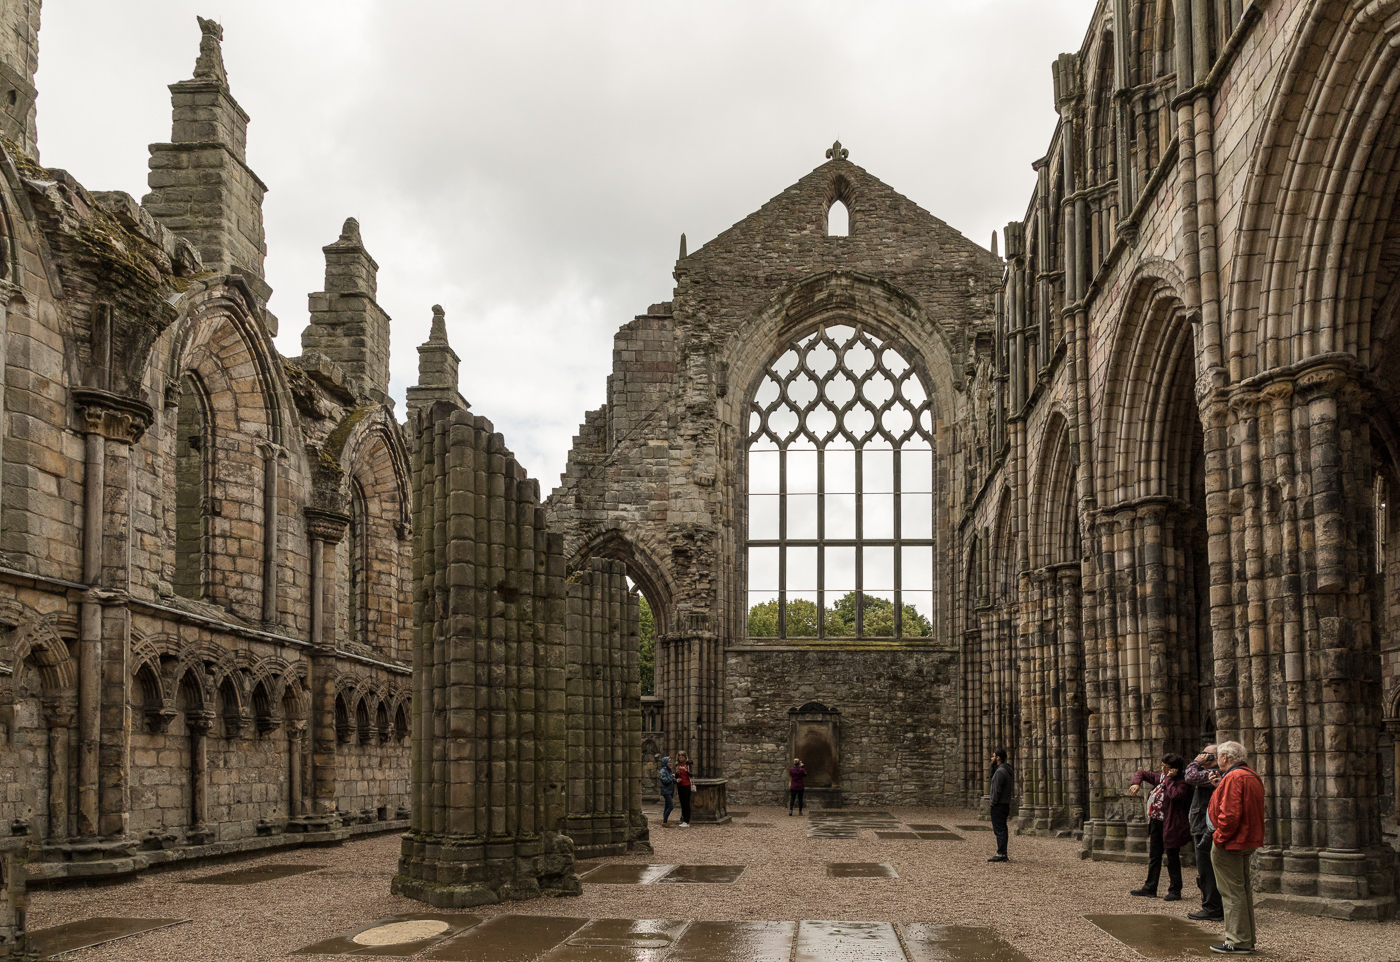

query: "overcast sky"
xmin=36 ymin=0 xmax=1092 ymax=484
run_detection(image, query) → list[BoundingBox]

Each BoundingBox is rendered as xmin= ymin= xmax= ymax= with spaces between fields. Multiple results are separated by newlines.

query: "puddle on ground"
xmin=25 ymin=917 xmax=189 ymax=958
xmin=657 ymin=864 xmax=746 ymax=883
xmin=185 ymin=863 xmax=326 ymax=884
xmin=902 ymin=923 xmax=1033 ymax=962
xmin=1085 ymin=914 xmax=1237 ymax=958
xmin=544 ymin=918 xmax=688 ymax=962
xmin=742 ymin=822 xmax=775 ymax=827
xmin=667 ymin=920 xmax=796 ymax=962
xmin=826 ymin=862 xmax=899 ymax=878
xmin=795 ymin=921 xmax=906 ymax=962
xmin=424 ymin=916 xmax=588 ymax=962
xmin=874 ymin=831 xmax=922 ymax=840
xmin=916 ymin=832 xmax=964 ymax=841
xmin=806 ymin=811 xmax=902 ymax=838
xmin=580 ymin=864 xmax=677 ymax=885
xmin=293 ymin=914 xmax=481 ymax=957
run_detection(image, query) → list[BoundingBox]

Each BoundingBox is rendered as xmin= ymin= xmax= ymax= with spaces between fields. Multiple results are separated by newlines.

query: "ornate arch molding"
xmin=334 ymin=410 xmax=412 ymax=530
xmin=1031 ymin=409 xmax=1080 ymax=569
xmin=1096 ymin=265 xmax=1196 ymax=507
xmin=0 ymin=600 xmax=76 ymax=695
xmin=728 ymin=271 xmax=959 ymax=429
xmin=570 ymin=528 xmax=676 ymax=637
xmin=162 ymin=278 xmax=291 ymax=447
xmin=1229 ymin=0 xmax=1400 ymax=380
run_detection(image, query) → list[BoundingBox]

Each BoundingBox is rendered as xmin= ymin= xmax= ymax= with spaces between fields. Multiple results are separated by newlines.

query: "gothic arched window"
xmin=746 ymin=324 xmax=935 ymax=640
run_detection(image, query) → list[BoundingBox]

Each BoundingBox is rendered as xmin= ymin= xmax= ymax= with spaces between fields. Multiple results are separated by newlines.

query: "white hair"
xmin=1216 ymin=740 xmax=1248 ymax=765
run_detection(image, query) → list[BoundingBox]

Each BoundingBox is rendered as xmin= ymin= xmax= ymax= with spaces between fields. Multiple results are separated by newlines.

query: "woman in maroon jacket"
xmin=1128 ymin=752 xmax=1192 ymax=900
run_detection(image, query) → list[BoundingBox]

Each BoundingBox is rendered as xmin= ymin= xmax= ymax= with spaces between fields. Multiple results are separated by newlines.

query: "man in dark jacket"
xmin=988 ymin=748 xmax=1013 ymax=863
xmin=1185 ymin=744 xmax=1223 ymax=920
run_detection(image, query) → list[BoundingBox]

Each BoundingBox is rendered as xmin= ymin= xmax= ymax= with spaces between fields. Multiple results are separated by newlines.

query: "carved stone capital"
xmin=145 ymin=706 xmax=179 ymax=734
xmin=185 ymin=709 xmax=215 ymax=736
xmin=42 ymin=696 xmax=77 ymax=728
xmin=72 ymin=387 xmax=154 ymax=443
xmin=1294 ymin=365 xmax=1351 ymax=404
xmin=304 ymin=507 xmax=350 ymax=544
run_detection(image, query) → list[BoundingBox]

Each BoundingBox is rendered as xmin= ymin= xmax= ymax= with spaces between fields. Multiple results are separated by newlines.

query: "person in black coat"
xmin=988 ymin=748 xmax=1013 ymax=863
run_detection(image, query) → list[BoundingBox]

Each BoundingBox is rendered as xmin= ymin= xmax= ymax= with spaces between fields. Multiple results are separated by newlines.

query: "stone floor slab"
xmin=667 ymin=920 xmax=796 ymax=962
xmin=25 ymin=917 xmax=189 ymax=959
xmin=902 ymin=923 xmax=1032 ymax=961
xmin=292 ymin=913 xmax=482 ymax=957
xmin=826 ymin=862 xmax=899 ymax=878
xmin=540 ymin=918 xmax=688 ymax=962
xmin=579 ymin=864 xmax=677 ymax=884
xmin=875 ymin=831 xmax=922 ymax=840
xmin=185 ymin=863 xmax=327 ymax=884
xmin=794 ymin=920 xmax=906 ymax=962
xmin=905 ymin=824 xmax=948 ymax=831
xmin=656 ymin=864 xmax=746 ymax=883
xmin=424 ymin=915 xmax=588 ymax=961
xmin=1084 ymin=914 xmax=1230 ymax=958
xmin=916 ymin=832 xmax=964 ymax=841
xmin=955 ymin=825 xmax=993 ymax=832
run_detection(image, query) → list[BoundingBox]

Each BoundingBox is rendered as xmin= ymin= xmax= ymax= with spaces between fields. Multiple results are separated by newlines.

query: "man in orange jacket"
xmin=1205 ymin=740 xmax=1265 ymax=955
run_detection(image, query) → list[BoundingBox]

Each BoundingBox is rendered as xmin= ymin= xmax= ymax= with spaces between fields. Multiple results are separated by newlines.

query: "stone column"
xmin=186 ymin=710 xmax=214 ymax=844
xmin=287 ymin=721 xmax=305 ymax=817
xmin=42 ymin=700 xmax=75 ymax=842
xmin=304 ymin=508 xmax=348 ymax=823
xmin=257 ymin=441 xmax=283 ymax=625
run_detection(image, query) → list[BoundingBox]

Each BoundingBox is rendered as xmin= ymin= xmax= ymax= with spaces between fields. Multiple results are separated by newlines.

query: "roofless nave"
xmin=0 ymin=0 xmax=1396 ymax=952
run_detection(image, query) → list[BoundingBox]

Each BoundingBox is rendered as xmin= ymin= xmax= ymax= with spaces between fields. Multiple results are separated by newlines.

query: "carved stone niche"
xmin=789 ymin=702 xmax=841 ymax=809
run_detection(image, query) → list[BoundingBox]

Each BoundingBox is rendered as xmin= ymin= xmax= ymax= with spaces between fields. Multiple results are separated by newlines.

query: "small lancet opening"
xmin=827 ymin=199 xmax=850 ymax=237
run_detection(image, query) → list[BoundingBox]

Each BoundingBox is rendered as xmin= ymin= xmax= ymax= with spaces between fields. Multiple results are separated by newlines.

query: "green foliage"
xmin=747 ymin=591 xmax=931 ymax=639
xmin=638 ymin=596 xmax=655 ymax=696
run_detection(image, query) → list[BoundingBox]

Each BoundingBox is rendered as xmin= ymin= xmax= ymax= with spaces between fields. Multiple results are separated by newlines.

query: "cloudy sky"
xmin=37 ymin=0 xmax=1091 ymax=484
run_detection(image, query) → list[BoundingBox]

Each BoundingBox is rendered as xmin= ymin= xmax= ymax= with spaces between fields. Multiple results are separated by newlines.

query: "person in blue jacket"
xmin=658 ymin=756 xmax=676 ymax=827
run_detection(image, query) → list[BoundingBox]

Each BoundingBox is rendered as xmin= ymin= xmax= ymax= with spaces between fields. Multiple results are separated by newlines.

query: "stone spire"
xmin=405 ymin=305 xmax=467 ymax=414
xmin=143 ymin=17 xmax=272 ymax=325
xmin=301 ymin=217 xmax=391 ymax=398
xmin=679 ymin=232 xmax=687 ymax=259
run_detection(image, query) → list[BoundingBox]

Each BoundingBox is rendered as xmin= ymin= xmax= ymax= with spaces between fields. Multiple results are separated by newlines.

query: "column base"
xmin=1254 ymin=891 xmax=1394 ymax=921
xmin=393 ymin=830 xmax=580 ymax=909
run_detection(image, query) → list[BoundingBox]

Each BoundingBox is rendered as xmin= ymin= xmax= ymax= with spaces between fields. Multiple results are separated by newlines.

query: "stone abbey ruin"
xmin=2 ymin=0 xmax=1400 ymax=948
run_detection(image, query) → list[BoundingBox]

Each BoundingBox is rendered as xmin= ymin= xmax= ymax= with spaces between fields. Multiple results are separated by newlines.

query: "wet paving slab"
xmin=1085 ymin=914 xmax=1248 ymax=958
xmin=655 ymin=864 xmax=747 ymax=883
xmin=580 ymin=864 xmax=678 ymax=885
xmin=742 ymin=821 xmax=775 ymax=827
xmin=795 ymin=920 xmax=906 ymax=962
xmin=667 ymin=920 xmax=796 ymax=962
xmin=292 ymin=913 xmax=482 ymax=957
xmin=424 ymin=915 xmax=588 ymax=962
xmin=184 ymin=862 xmax=327 ymax=884
xmin=827 ymin=861 xmax=899 ymax=878
xmin=25 ymin=917 xmax=190 ymax=959
xmin=905 ymin=824 xmax=949 ymax=832
xmin=915 ymin=832 xmax=964 ymax=841
xmin=902 ymin=923 xmax=1033 ymax=962
xmin=541 ymin=918 xmax=689 ymax=962
xmin=955 ymin=825 xmax=993 ymax=832
xmin=875 ymin=831 xmax=923 ymax=840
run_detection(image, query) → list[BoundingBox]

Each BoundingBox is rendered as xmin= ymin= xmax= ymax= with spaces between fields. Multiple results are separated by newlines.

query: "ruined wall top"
xmin=0 ymin=0 xmax=42 ymax=158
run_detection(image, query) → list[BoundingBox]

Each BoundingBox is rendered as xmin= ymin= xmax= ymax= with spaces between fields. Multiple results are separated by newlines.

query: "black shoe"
xmin=788 ymin=811 xmax=793 ymax=816
xmin=1189 ymin=909 xmax=1224 ymax=921
xmin=988 ymin=854 xmax=1008 ymax=862
xmin=1130 ymin=887 xmax=1158 ymax=897
xmin=1163 ymin=892 xmax=1181 ymax=902
xmin=1209 ymin=944 xmax=1253 ymax=955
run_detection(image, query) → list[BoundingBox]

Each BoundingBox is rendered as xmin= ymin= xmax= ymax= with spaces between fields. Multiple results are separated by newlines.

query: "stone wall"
xmin=724 ymin=647 xmax=960 ymax=807
xmin=0 ymin=16 xmax=414 ymax=885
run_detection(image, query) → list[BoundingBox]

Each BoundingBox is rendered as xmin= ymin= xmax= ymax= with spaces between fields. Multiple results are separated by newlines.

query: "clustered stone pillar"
xmin=393 ymin=401 xmax=577 ymax=906
xmin=564 ymin=559 xmax=649 ymax=857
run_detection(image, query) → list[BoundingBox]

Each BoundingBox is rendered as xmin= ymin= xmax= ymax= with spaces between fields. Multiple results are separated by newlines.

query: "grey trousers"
xmin=1211 ymin=846 xmax=1256 ymax=949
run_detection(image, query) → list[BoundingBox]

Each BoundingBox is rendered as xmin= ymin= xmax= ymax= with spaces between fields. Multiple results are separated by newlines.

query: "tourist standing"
xmin=1128 ymin=753 xmax=1191 ymax=900
xmin=988 ymin=748 xmax=1013 ymax=862
xmin=788 ymin=757 xmax=807 ymax=815
xmin=676 ymin=752 xmax=693 ymax=828
xmin=1185 ymin=744 xmax=1223 ymax=921
xmin=658 ymin=756 xmax=676 ymax=828
xmin=1207 ymin=741 xmax=1265 ymax=955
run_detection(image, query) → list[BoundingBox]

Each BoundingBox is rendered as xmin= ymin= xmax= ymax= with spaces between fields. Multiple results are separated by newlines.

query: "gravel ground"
xmin=24 ymin=806 xmax=1399 ymax=961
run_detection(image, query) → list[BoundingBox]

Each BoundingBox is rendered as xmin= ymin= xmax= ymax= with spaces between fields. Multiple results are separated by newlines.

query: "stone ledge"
xmin=27 ymin=819 xmax=408 ymax=888
xmin=1254 ymin=892 xmax=1395 ymax=922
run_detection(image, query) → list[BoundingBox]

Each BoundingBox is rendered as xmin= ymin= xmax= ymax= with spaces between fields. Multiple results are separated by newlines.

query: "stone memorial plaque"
xmin=424 ymin=915 xmax=588 ymax=962
xmin=542 ymin=918 xmax=688 ymax=962
xmin=25 ymin=917 xmax=189 ymax=958
xmin=657 ymin=864 xmax=747 ymax=883
xmin=579 ymin=863 xmax=677 ymax=885
xmin=668 ymin=920 xmax=796 ymax=962
xmin=1084 ymin=914 xmax=1225 ymax=958
xmin=185 ymin=863 xmax=326 ymax=884
xmin=794 ymin=920 xmax=906 ymax=962
xmin=826 ymin=862 xmax=899 ymax=878
xmin=902 ymin=922 xmax=1033 ymax=962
